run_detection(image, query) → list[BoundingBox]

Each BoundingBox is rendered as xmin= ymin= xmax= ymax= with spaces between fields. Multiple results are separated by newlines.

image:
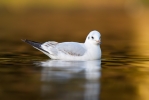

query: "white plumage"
xmin=22 ymin=30 xmax=101 ymax=60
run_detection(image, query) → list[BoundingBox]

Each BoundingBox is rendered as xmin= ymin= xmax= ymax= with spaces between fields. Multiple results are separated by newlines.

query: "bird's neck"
xmin=84 ymin=42 xmax=100 ymax=49
xmin=84 ymin=42 xmax=101 ymax=60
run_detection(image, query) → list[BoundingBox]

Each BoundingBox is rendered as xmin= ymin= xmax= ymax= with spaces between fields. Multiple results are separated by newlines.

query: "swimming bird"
xmin=22 ymin=30 xmax=101 ymax=60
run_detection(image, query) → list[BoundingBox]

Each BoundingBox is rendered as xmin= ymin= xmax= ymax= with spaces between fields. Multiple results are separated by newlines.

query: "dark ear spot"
xmin=88 ymin=37 xmax=90 ymax=39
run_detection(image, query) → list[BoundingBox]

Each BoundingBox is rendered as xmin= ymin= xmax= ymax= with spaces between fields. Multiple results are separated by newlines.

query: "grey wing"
xmin=56 ymin=42 xmax=86 ymax=56
xmin=22 ymin=39 xmax=86 ymax=57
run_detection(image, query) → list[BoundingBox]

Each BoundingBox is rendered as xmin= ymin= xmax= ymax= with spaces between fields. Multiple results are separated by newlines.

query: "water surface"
xmin=0 ymin=43 xmax=149 ymax=100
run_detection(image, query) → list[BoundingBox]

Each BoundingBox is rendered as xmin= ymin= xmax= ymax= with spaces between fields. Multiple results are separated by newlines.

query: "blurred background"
xmin=0 ymin=0 xmax=148 ymax=54
xmin=0 ymin=0 xmax=149 ymax=100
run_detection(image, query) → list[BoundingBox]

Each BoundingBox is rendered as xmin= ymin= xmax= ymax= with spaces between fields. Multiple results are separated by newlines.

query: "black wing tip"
xmin=21 ymin=39 xmax=49 ymax=54
xmin=21 ymin=39 xmax=43 ymax=44
xmin=21 ymin=39 xmax=42 ymax=49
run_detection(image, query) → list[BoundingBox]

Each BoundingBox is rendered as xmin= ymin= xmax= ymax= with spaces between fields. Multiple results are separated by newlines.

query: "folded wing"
xmin=22 ymin=39 xmax=86 ymax=57
xmin=56 ymin=42 xmax=86 ymax=56
xmin=41 ymin=42 xmax=86 ymax=56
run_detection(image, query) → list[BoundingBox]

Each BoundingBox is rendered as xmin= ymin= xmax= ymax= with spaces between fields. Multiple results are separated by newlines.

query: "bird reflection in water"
xmin=37 ymin=60 xmax=101 ymax=100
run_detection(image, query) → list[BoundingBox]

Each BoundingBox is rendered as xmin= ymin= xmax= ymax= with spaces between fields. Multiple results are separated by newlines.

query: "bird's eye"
xmin=91 ymin=36 xmax=94 ymax=39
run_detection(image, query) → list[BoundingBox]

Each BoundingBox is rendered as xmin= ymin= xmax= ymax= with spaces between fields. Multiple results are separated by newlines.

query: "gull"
xmin=22 ymin=30 xmax=101 ymax=60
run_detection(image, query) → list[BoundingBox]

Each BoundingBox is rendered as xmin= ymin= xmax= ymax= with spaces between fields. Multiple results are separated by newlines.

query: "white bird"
xmin=22 ymin=30 xmax=101 ymax=60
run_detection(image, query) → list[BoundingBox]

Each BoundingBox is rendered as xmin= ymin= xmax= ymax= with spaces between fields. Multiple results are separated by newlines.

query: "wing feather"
xmin=41 ymin=42 xmax=86 ymax=56
xmin=56 ymin=42 xmax=86 ymax=56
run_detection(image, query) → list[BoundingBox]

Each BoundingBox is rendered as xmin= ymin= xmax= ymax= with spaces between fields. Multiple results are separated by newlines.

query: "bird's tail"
xmin=21 ymin=39 xmax=49 ymax=54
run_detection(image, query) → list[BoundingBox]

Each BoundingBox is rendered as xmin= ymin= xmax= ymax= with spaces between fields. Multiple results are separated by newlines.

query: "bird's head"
xmin=85 ymin=30 xmax=101 ymax=45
